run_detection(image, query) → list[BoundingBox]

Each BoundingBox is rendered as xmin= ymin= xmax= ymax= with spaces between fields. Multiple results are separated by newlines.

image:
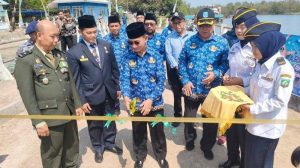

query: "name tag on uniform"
xmin=261 ymin=76 xmax=273 ymax=82
xmin=80 ymin=56 xmax=89 ymax=62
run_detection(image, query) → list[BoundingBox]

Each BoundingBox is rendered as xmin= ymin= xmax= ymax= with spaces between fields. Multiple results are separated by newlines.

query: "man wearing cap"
xmin=67 ymin=15 xmax=122 ymax=163
xmin=144 ymin=13 xmax=164 ymax=56
xmin=121 ymin=22 xmax=168 ymax=168
xmin=136 ymin=10 xmax=145 ymax=22
xmin=14 ymin=20 xmax=83 ymax=168
xmin=16 ymin=21 xmax=38 ymax=57
xmin=239 ymin=21 xmax=294 ymax=168
xmin=178 ymin=7 xmax=229 ymax=160
xmin=165 ymin=12 xmax=194 ymax=127
xmin=219 ymin=7 xmax=260 ymax=168
xmin=103 ymin=15 xmax=128 ymax=70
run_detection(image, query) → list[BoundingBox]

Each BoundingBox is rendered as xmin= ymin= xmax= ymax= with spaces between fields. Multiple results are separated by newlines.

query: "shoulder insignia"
xmin=18 ymin=49 xmax=33 ymax=58
xmin=276 ymin=57 xmax=286 ymax=65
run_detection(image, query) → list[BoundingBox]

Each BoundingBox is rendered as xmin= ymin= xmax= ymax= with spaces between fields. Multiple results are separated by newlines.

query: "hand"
xmin=76 ymin=108 xmax=85 ymax=116
xmin=36 ymin=124 xmax=49 ymax=137
xmin=182 ymin=82 xmax=195 ymax=96
xmin=124 ymin=96 xmax=131 ymax=111
xmin=117 ymin=91 xmax=122 ymax=99
xmin=223 ymin=77 xmax=243 ymax=86
xmin=223 ymin=74 xmax=230 ymax=81
xmin=238 ymin=104 xmax=252 ymax=118
xmin=140 ymin=99 xmax=153 ymax=116
xmin=81 ymin=103 xmax=92 ymax=113
xmin=202 ymin=71 xmax=215 ymax=85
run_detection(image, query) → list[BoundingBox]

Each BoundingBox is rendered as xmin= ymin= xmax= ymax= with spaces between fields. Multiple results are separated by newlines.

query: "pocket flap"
xmin=38 ymin=100 xmax=58 ymax=109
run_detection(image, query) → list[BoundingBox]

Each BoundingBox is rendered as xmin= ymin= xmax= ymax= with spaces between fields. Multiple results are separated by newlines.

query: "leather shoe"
xmin=203 ymin=150 xmax=214 ymax=160
xmin=185 ymin=142 xmax=195 ymax=151
xmin=134 ymin=160 xmax=144 ymax=168
xmin=219 ymin=160 xmax=240 ymax=168
xmin=158 ymin=159 xmax=169 ymax=168
xmin=95 ymin=151 xmax=103 ymax=163
xmin=106 ymin=146 xmax=123 ymax=155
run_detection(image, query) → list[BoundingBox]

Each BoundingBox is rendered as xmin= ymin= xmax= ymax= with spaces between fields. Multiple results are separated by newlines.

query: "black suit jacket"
xmin=67 ymin=39 xmax=120 ymax=105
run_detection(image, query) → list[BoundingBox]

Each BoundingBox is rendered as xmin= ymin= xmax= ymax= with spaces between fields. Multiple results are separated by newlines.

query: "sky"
xmin=184 ymin=0 xmax=282 ymax=7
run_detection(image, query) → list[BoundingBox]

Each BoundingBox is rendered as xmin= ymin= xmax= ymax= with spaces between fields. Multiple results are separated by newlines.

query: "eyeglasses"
xmin=128 ymin=40 xmax=140 ymax=46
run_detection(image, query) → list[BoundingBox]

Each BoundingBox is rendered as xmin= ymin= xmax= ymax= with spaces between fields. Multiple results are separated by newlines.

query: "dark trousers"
xmin=184 ymin=97 xmax=218 ymax=151
xmin=40 ymin=120 xmax=79 ymax=168
xmin=132 ymin=110 xmax=167 ymax=161
xmin=61 ymin=35 xmax=77 ymax=52
xmin=87 ymin=97 xmax=117 ymax=153
xmin=244 ymin=131 xmax=279 ymax=168
xmin=166 ymin=64 xmax=183 ymax=117
xmin=225 ymin=115 xmax=245 ymax=166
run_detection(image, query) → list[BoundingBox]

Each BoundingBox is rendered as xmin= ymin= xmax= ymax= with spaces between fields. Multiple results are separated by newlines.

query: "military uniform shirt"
xmin=103 ymin=33 xmax=128 ymax=70
xmin=226 ymin=42 xmax=255 ymax=87
xmin=179 ymin=34 xmax=229 ymax=95
xmin=246 ymin=52 xmax=295 ymax=139
xmin=121 ymin=47 xmax=166 ymax=108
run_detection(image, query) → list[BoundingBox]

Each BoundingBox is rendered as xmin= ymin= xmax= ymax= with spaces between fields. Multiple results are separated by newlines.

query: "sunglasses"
xmin=128 ymin=40 xmax=140 ymax=46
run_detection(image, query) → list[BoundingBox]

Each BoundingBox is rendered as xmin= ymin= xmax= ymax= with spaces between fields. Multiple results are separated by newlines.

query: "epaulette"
xmin=17 ymin=49 xmax=33 ymax=58
xmin=276 ymin=57 xmax=286 ymax=65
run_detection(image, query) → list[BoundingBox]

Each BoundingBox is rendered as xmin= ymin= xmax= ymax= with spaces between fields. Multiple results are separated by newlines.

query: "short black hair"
xmin=291 ymin=146 xmax=300 ymax=167
xmin=63 ymin=9 xmax=70 ymax=14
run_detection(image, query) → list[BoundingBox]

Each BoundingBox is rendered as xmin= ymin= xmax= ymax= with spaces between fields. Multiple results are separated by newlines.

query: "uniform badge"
xmin=210 ymin=45 xmax=218 ymax=52
xmin=80 ymin=55 xmax=89 ymax=62
xmin=280 ymin=74 xmax=292 ymax=88
xmin=150 ymin=77 xmax=156 ymax=83
xmin=42 ymin=77 xmax=49 ymax=85
xmin=35 ymin=58 xmax=41 ymax=64
xmin=57 ymin=53 xmax=61 ymax=57
xmin=206 ymin=64 xmax=213 ymax=71
xmin=104 ymin=46 xmax=109 ymax=54
xmin=188 ymin=63 xmax=193 ymax=69
xmin=131 ymin=78 xmax=138 ymax=85
xmin=129 ymin=60 xmax=137 ymax=68
xmin=148 ymin=57 xmax=156 ymax=64
xmin=276 ymin=57 xmax=286 ymax=65
xmin=190 ymin=43 xmax=197 ymax=49
xmin=121 ymin=42 xmax=126 ymax=49
xmin=156 ymin=40 xmax=161 ymax=46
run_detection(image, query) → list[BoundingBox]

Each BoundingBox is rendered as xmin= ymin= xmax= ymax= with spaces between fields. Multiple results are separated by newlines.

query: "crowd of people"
xmin=14 ymin=6 xmax=298 ymax=168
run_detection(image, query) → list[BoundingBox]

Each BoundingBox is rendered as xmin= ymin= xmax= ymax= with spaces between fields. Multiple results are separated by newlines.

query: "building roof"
xmin=48 ymin=0 xmax=109 ymax=8
xmin=0 ymin=0 xmax=9 ymax=5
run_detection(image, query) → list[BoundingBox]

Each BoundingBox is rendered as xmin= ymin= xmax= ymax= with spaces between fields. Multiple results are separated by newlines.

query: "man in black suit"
xmin=67 ymin=15 xmax=122 ymax=163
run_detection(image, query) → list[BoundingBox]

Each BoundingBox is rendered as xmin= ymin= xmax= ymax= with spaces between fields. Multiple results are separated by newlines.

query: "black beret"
xmin=78 ymin=15 xmax=96 ymax=29
xmin=108 ymin=15 xmax=120 ymax=24
xmin=136 ymin=10 xmax=144 ymax=16
xmin=197 ymin=8 xmax=215 ymax=26
xmin=234 ymin=8 xmax=257 ymax=25
xmin=126 ymin=22 xmax=146 ymax=39
xmin=243 ymin=22 xmax=281 ymax=41
xmin=145 ymin=13 xmax=157 ymax=23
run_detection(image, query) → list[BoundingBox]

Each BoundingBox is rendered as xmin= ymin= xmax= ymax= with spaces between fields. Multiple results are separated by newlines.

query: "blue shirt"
xmin=226 ymin=42 xmax=255 ymax=87
xmin=121 ymin=47 xmax=166 ymax=108
xmin=147 ymin=32 xmax=164 ymax=56
xmin=103 ymin=33 xmax=128 ymax=70
xmin=222 ymin=29 xmax=239 ymax=48
xmin=165 ymin=31 xmax=194 ymax=68
xmin=178 ymin=33 xmax=229 ymax=95
xmin=160 ymin=25 xmax=173 ymax=44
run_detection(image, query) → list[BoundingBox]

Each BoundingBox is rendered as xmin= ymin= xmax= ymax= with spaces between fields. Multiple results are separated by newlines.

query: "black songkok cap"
xmin=78 ymin=15 xmax=97 ymax=29
xmin=136 ymin=10 xmax=144 ymax=16
xmin=144 ymin=13 xmax=157 ymax=23
xmin=108 ymin=15 xmax=120 ymax=24
xmin=126 ymin=22 xmax=146 ymax=39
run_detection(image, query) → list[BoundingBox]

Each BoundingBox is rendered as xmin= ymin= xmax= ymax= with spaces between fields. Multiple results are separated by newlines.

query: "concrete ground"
xmin=0 ymin=80 xmax=299 ymax=168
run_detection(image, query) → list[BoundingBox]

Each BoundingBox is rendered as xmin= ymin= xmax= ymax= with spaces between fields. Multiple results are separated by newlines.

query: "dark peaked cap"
xmin=136 ymin=10 xmax=144 ymax=16
xmin=108 ymin=15 xmax=120 ymax=24
xmin=78 ymin=15 xmax=97 ymax=29
xmin=243 ymin=22 xmax=281 ymax=41
xmin=234 ymin=8 xmax=257 ymax=25
xmin=126 ymin=22 xmax=146 ymax=39
xmin=145 ymin=13 xmax=157 ymax=23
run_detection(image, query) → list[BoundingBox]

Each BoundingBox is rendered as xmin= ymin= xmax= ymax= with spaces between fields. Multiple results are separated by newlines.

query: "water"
xmin=222 ymin=15 xmax=300 ymax=35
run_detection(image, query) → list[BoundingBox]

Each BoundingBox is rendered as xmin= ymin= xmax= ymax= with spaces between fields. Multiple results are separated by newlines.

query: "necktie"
xmin=45 ymin=53 xmax=55 ymax=66
xmin=90 ymin=43 xmax=101 ymax=68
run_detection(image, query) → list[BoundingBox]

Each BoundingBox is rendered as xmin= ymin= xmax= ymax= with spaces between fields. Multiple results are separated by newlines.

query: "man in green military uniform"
xmin=14 ymin=20 xmax=83 ymax=168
